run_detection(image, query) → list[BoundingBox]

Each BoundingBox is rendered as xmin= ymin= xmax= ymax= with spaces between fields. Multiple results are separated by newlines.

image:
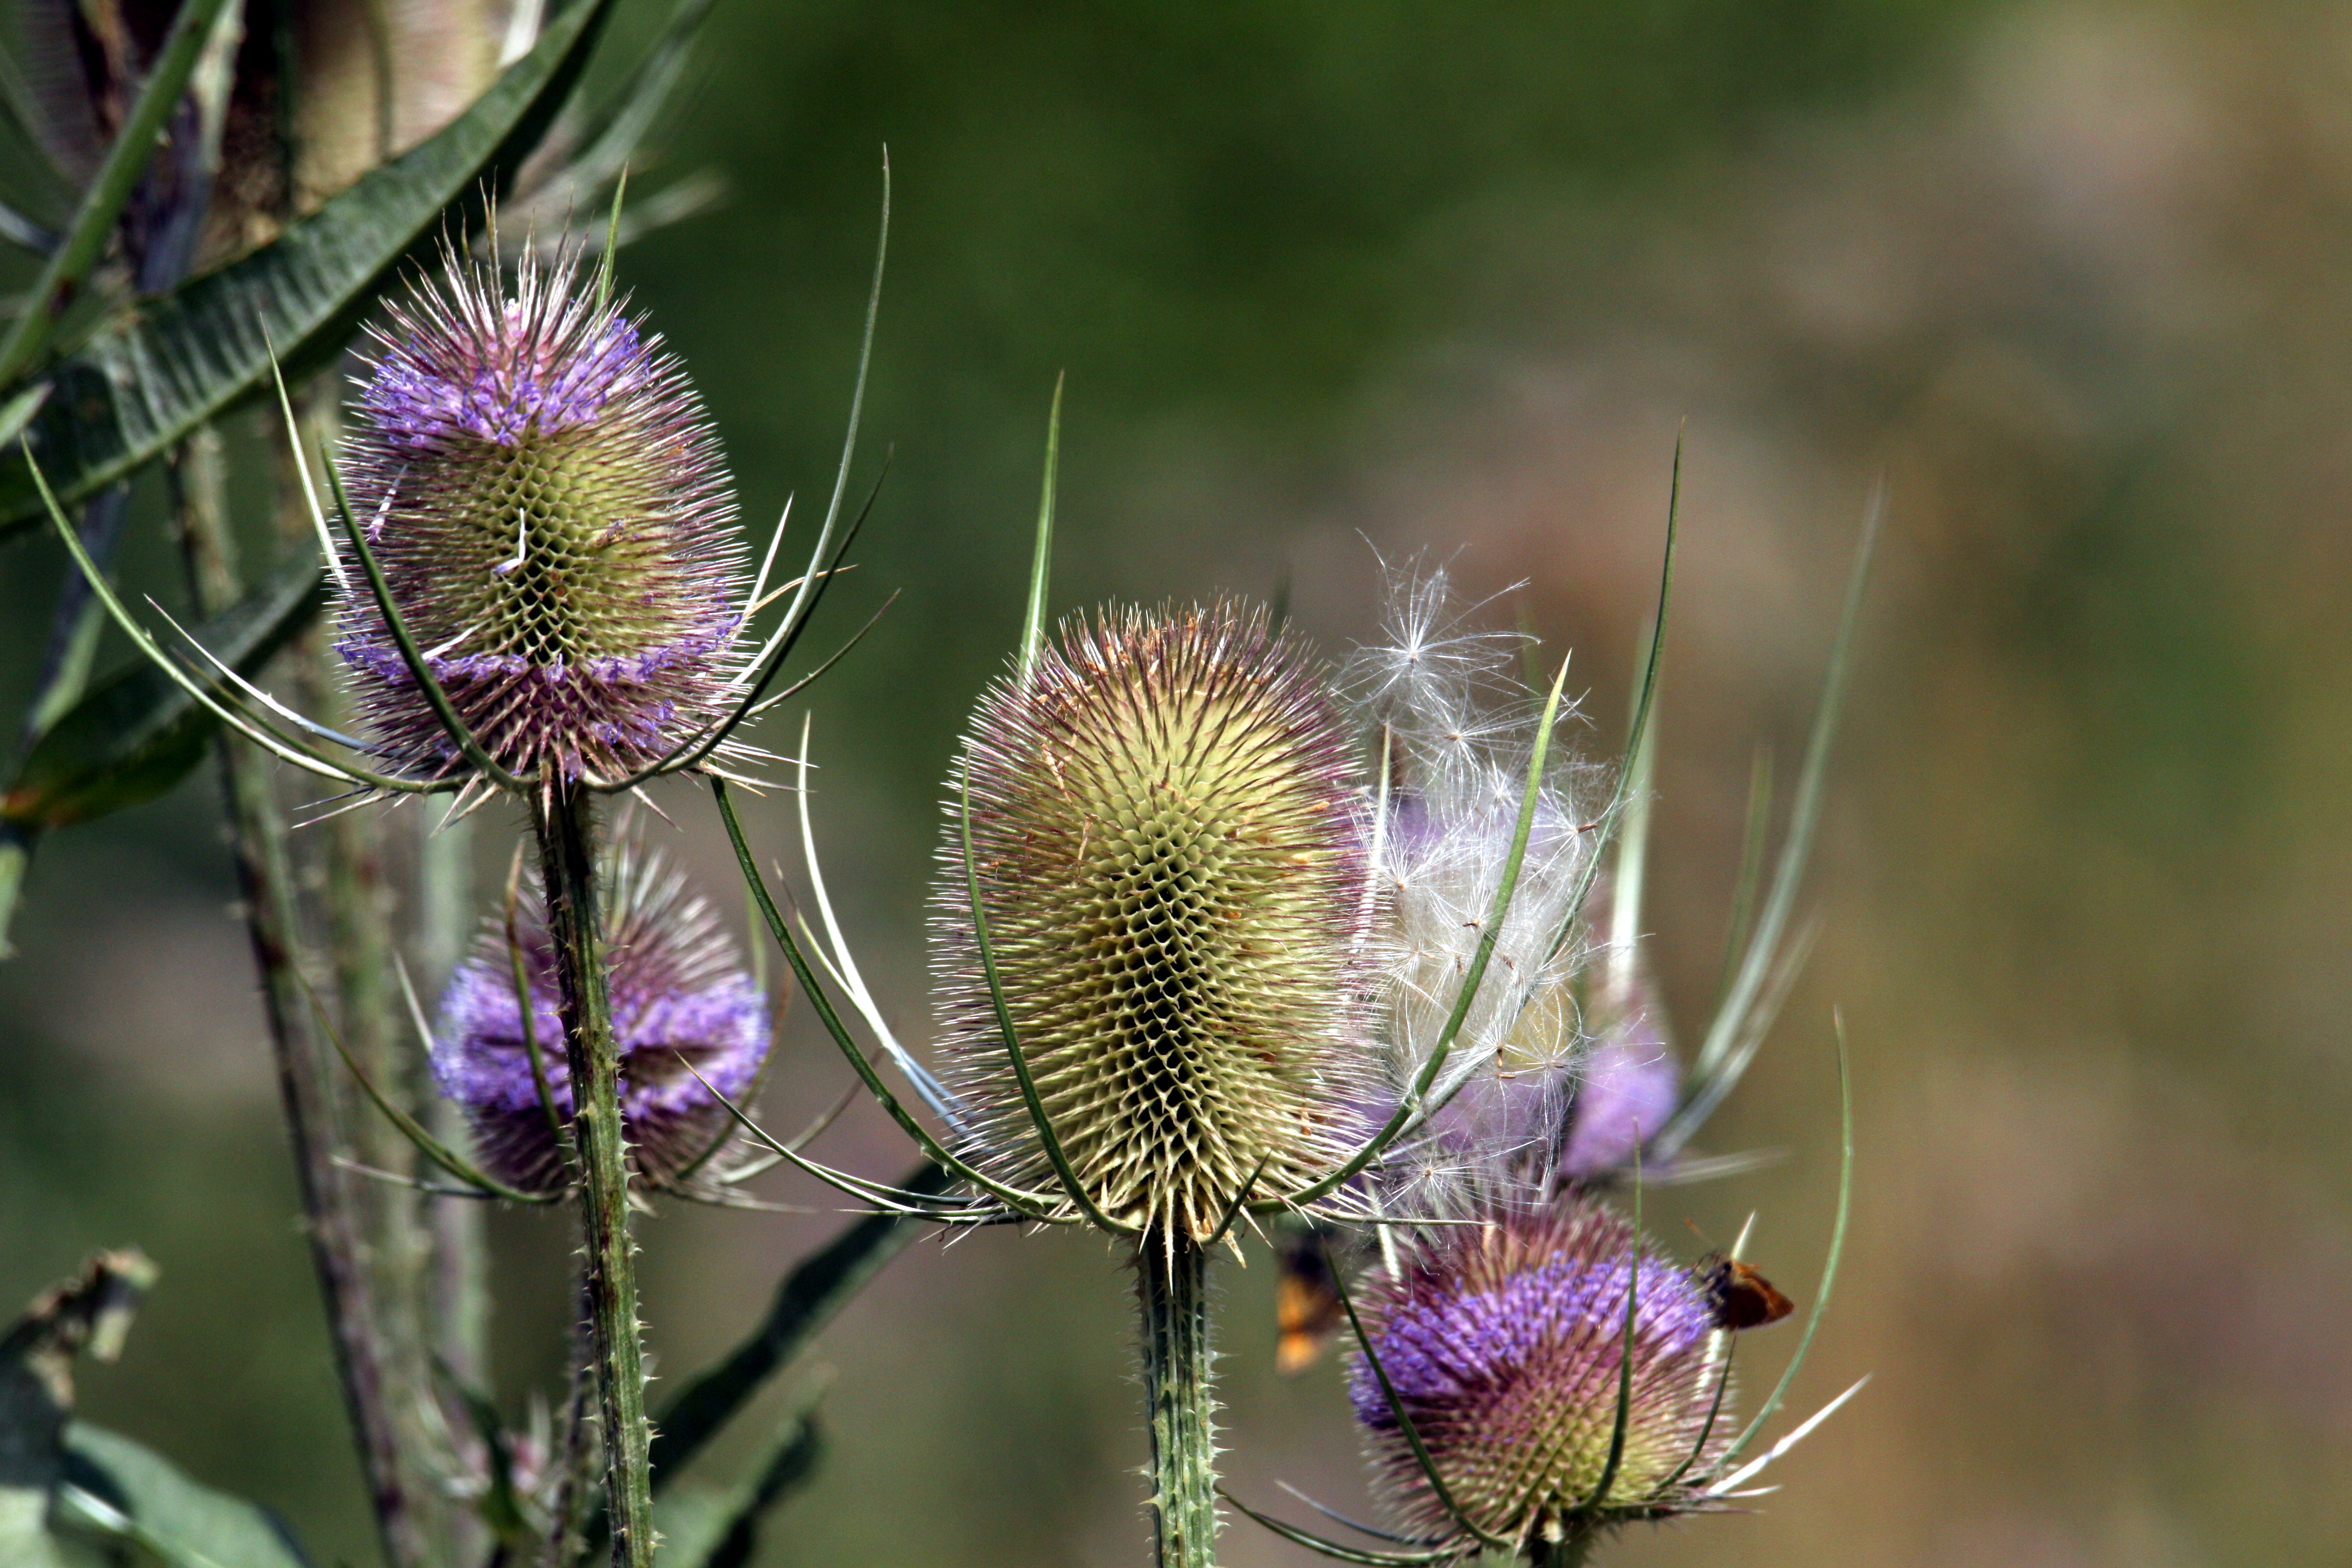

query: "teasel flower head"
xmin=336 ymin=248 xmax=748 ymax=789
xmin=932 ymin=601 xmax=1372 ymax=1241
xmin=431 ymin=833 xmax=771 ymax=1193
xmin=1350 ymin=1193 xmax=1730 ymax=1550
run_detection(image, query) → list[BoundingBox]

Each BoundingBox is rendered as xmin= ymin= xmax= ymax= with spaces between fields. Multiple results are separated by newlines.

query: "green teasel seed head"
xmin=933 ymin=601 xmax=1373 ymax=1241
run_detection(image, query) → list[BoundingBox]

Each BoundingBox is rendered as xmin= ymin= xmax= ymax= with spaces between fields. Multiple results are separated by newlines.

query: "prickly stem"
xmin=1138 ymin=1235 xmax=1220 ymax=1568
xmin=534 ymin=784 xmax=656 ymax=1568
xmin=176 ymin=424 xmax=429 ymax=1568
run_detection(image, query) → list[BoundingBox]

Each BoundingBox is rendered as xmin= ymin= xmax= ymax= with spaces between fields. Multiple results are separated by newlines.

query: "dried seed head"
xmin=1352 ymin=1195 xmax=1729 ymax=1546
xmin=336 ymin=250 xmax=746 ymax=784
xmin=432 ymin=834 xmax=770 ymax=1192
xmin=933 ymin=602 xmax=1371 ymax=1240
xmin=1344 ymin=564 xmax=1690 ymax=1211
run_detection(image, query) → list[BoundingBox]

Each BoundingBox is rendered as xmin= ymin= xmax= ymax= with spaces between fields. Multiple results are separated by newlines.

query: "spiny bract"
xmin=336 ymin=250 xmax=746 ymax=787
xmin=432 ymin=833 xmax=770 ymax=1193
xmin=1352 ymin=1195 xmax=1730 ymax=1550
xmin=934 ymin=601 xmax=1370 ymax=1240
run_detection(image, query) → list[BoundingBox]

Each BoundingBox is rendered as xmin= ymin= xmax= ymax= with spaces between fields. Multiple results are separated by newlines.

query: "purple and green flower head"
xmin=1350 ymin=1194 xmax=1733 ymax=1554
xmin=335 ymin=247 xmax=749 ymax=786
xmin=432 ymin=831 xmax=771 ymax=1194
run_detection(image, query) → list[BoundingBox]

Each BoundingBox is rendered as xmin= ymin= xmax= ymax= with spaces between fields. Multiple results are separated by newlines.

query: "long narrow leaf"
xmin=712 ymin=778 xmax=1068 ymax=1220
xmin=650 ymin=1382 xmax=825 ymax=1568
xmin=1540 ymin=434 xmax=1680 ymax=976
xmin=0 ymin=0 xmax=618 ymax=530
xmin=1711 ymin=746 xmax=1774 ymax=1012
xmin=1706 ymin=1017 xmax=1854 ymax=1476
xmin=3 ymin=551 xmax=320 ymax=830
xmin=1019 ymin=374 xmax=1064 ymax=682
xmin=24 ymin=443 xmax=438 ymax=792
xmin=1690 ymin=490 xmax=1881 ymax=1089
xmin=793 ymin=716 xmax=961 ymax=1124
xmin=0 ymin=0 xmax=241 ymax=384
xmin=648 ymin=1164 xmax=949 ymax=1481
xmin=1219 ymin=1488 xmax=1466 ymax=1567
xmin=626 ymin=169 xmax=893 ymax=783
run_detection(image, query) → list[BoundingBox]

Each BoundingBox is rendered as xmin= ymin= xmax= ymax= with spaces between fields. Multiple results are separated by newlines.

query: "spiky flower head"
xmin=432 ymin=833 xmax=770 ymax=1193
xmin=336 ymin=250 xmax=747 ymax=786
xmin=1351 ymin=1195 xmax=1730 ymax=1549
xmin=933 ymin=601 xmax=1370 ymax=1240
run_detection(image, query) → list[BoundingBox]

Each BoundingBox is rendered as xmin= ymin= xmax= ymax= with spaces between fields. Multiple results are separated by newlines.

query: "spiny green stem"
xmin=176 ymin=427 xmax=428 ymax=1568
xmin=1138 ymin=1235 xmax=1219 ymax=1568
xmin=417 ymin=809 xmax=487 ymax=1384
xmin=534 ymin=785 xmax=655 ymax=1568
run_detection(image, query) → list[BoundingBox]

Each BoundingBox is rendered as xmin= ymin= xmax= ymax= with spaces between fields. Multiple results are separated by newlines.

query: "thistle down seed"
xmin=933 ymin=601 xmax=1372 ymax=1241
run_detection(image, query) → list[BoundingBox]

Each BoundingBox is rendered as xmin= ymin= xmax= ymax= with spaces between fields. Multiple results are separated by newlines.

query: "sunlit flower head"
xmin=933 ymin=601 xmax=1372 ymax=1240
xmin=336 ymin=250 xmax=747 ymax=786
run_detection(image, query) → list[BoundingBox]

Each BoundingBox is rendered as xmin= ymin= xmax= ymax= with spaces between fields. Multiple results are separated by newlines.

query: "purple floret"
xmin=431 ymin=841 xmax=770 ymax=1192
xmin=1349 ymin=1196 xmax=1728 ymax=1539
xmin=1558 ymin=1019 xmax=1681 ymax=1178
xmin=334 ymin=251 xmax=748 ymax=787
xmin=361 ymin=308 xmax=652 ymax=450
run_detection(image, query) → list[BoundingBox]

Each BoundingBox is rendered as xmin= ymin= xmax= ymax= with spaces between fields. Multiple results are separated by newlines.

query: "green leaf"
xmin=649 ymin=1388 xmax=824 ymax=1568
xmin=0 ymin=0 xmax=242 ymax=384
xmin=1 ymin=552 xmax=322 ymax=832
xmin=0 ymin=1254 xmax=155 ymax=1568
xmin=649 ymin=1163 xmax=950 ymax=1483
xmin=55 ymin=1426 xmax=310 ymax=1568
xmin=0 ymin=1492 xmax=117 ymax=1568
xmin=0 ymin=0 xmax=618 ymax=533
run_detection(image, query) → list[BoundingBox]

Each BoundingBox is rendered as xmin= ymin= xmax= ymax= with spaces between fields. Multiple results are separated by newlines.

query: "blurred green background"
xmin=8 ymin=0 xmax=2352 ymax=1562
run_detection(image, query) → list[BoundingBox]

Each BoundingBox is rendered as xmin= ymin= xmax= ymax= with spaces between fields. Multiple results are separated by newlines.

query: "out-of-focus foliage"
xmin=0 ymin=554 xmax=318 ymax=833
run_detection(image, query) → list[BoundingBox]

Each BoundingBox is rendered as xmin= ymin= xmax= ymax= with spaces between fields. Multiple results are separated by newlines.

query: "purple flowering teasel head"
xmin=1350 ymin=1193 xmax=1731 ymax=1550
xmin=432 ymin=832 xmax=771 ymax=1194
xmin=335 ymin=248 xmax=748 ymax=787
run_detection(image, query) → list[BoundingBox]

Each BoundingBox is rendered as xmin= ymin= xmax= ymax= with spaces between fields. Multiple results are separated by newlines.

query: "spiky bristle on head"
xmin=1351 ymin=1194 xmax=1729 ymax=1546
xmin=934 ymin=601 xmax=1372 ymax=1240
xmin=432 ymin=832 xmax=770 ymax=1192
xmin=336 ymin=247 xmax=747 ymax=785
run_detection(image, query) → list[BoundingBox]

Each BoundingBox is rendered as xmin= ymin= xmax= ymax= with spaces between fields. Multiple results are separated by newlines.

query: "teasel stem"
xmin=1138 ymin=1234 xmax=1220 ymax=1568
xmin=280 ymin=383 xmax=461 ymax=1560
xmin=417 ymin=809 xmax=487 ymax=1385
xmin=416 ymin=804 xmax=490 ymax=1568
xmin=174 ymin=423 xmax=428 ymax=1568
xmin=547 ymin=1265 xmax=601 ymax=1568
xmin=532 ymin=783 xmax=656 ymax=1568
